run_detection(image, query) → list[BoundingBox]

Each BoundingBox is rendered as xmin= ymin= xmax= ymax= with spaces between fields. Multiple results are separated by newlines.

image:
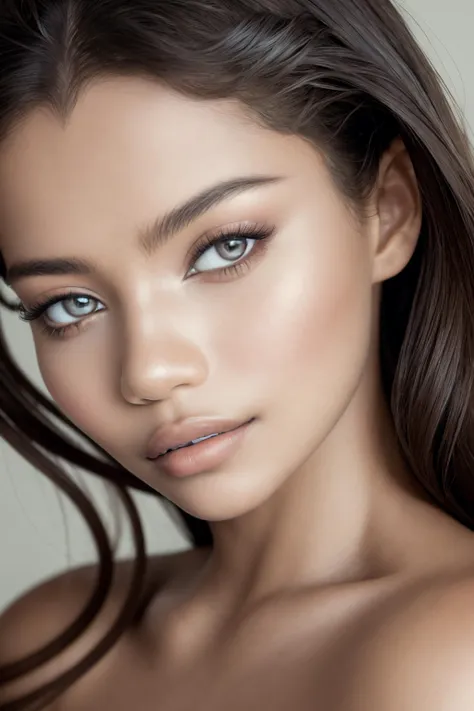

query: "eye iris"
xmin=216 ymin=238 xmax=247 ymax=261
xmin=64 ymin=296 xmax=95 ymax=316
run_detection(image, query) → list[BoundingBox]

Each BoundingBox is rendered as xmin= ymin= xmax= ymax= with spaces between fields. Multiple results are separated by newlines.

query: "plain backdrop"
xmin=1 ymin=0 xmax=473 ymax=612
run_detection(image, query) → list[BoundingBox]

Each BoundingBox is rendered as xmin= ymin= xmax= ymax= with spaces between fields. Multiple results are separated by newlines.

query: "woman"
xmin=1 ymin=0 xmax=474 ymax=708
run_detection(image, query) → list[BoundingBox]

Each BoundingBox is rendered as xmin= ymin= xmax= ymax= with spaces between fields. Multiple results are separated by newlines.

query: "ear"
xmin=369 ymin=137 xmax=422 ymax=285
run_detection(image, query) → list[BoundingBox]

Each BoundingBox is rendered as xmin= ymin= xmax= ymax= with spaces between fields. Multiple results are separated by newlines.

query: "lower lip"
xmin=151 ymin=419 xmax=255 ymax=478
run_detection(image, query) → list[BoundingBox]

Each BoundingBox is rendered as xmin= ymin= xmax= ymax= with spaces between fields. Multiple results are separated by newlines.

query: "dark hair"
xmin=1 ymin=0 xmax=474 ymax=707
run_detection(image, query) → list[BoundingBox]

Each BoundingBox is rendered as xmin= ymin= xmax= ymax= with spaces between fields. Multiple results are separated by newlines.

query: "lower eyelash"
xmin=220 ymin=261 xmax=251 ymax=278
xmin=40 ymin=321 xmax=82 ymax=339
xmin=215 ymin=243 xmax=268 ymax=279
xmin=19 ymin=293 xmax=96 ymax=339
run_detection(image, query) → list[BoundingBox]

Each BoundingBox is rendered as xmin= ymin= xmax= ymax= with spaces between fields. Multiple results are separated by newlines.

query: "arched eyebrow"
xmin=4 ymin=174 xmax=284 ymax=285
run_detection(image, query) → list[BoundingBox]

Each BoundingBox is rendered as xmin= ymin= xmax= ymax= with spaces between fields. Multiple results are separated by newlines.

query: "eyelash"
xmin=18 ymin=222 xmax=276 ymax=340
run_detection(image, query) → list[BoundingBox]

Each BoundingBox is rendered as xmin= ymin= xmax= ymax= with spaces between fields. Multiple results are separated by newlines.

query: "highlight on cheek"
xmin=16 ymin=220 xmax=277 ymax=340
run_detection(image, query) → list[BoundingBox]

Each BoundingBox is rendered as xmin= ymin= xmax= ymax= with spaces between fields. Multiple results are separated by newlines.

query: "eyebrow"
xmin=4 ymin=175 xmax=284 ymax=285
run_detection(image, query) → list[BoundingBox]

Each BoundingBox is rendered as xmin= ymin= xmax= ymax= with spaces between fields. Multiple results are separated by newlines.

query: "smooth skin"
xmin=2 ymin=77 xmax=474 ymax=710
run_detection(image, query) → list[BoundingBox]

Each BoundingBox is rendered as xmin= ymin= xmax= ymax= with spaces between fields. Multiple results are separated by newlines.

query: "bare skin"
xmin=2 ymin=77 xmax=474 ymax=709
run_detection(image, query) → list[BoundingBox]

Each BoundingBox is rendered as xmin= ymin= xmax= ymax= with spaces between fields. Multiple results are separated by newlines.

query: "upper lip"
xmin=146 ymin=417 xmax=251 ymax=460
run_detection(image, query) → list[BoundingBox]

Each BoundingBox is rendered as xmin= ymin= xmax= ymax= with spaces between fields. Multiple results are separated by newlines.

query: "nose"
xmin=120 ymin=328 xmax=208 ymax=405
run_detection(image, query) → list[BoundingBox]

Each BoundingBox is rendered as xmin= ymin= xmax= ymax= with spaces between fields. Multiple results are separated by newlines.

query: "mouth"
xmin=149 ymin=418 xmax=255 ymax=478
xmin=158 ymin=430 xmax=225 ymax=457
xmin=146 ymin=416 xmax=256 ymax=463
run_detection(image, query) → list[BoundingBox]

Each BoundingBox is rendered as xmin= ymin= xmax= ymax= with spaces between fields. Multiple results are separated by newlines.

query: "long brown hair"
xmin=1 ymin=0 xmax=474 ymax=708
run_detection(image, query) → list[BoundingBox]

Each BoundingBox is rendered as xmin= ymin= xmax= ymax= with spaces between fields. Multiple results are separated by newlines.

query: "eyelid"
xmin=18 ymin=290 xmax=101 ymax=322
xmin=185 ymin=221 xmax=272 ymax=271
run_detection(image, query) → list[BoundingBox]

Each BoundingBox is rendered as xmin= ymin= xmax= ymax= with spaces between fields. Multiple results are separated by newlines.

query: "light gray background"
xmin=1 ymin=0 xmax=473 ymax=612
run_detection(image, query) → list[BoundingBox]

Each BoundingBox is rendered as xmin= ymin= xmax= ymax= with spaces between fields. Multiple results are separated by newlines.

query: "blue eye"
xmin=45 ymin=295 xmax=101 ymax=323
xmin=17 ymin=222 xmax=276 ymax=339
xmin=188 ymin=236 xmax=254 ymax=274
xmin=19 ymin=293 xmax=104 ymax=339
xmin=186 ymin=222 xmax=275 ymax=277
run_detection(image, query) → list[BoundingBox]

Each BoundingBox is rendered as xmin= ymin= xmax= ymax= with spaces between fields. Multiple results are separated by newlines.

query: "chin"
xmin=163 ymin=468 xmax=284 ymax=522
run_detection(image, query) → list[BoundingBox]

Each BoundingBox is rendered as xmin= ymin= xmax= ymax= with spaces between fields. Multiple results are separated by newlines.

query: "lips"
xmin=145 ymin=417 xmax=253 ymax=460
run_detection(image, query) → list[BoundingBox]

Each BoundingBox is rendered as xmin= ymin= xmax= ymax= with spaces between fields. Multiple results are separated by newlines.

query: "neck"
xmin=204 ymin=366 xmax=440 ymax=610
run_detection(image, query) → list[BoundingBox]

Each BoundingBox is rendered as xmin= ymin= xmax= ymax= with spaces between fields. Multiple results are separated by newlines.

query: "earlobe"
xmin=371 ymin=138 xmax=423 ymax=285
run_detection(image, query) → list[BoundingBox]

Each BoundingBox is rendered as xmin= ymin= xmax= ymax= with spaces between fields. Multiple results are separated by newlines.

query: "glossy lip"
xmin=145 ymin=417 xmax=253 ymax=460
xmin=152 ymin=419 xmax=254 ymax=478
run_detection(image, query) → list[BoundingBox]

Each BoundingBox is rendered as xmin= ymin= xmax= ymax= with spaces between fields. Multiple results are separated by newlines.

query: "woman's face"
xmin=0 ymin=77 xmax=384 ymax=520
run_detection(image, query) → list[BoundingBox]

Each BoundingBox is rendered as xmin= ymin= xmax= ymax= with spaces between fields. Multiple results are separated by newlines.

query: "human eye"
xmin=186 ymin=222 xmax=276 ymax=279
xmin=16 ymin=222 xmax=275 ymax=339
xmin=18 ymin=291 xmax=105 ymax=339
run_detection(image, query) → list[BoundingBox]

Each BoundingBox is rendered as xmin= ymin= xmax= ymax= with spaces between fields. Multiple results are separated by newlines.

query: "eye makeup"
xmin=18 ymin=221 xmax=277 ymax=339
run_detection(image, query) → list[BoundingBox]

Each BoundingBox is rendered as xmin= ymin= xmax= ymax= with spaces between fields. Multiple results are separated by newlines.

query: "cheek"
xmin=34 ymin=338 xmax=117 ymax=445
xmin=216 ymin=224 xmax=373 ymax=398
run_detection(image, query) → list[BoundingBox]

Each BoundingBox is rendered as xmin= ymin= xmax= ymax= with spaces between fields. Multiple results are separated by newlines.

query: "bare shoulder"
xmin=0 ymin=548 xmax=206 ymax=709
xmin=347 ymin=571 xmax=474 ymax=710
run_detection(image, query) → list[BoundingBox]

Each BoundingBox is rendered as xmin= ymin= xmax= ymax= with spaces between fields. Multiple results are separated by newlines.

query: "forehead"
xmin=0 ymin=77 xmax=329 ymax=260
xmin=0 ymin=74 xmax=331 ymax=193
